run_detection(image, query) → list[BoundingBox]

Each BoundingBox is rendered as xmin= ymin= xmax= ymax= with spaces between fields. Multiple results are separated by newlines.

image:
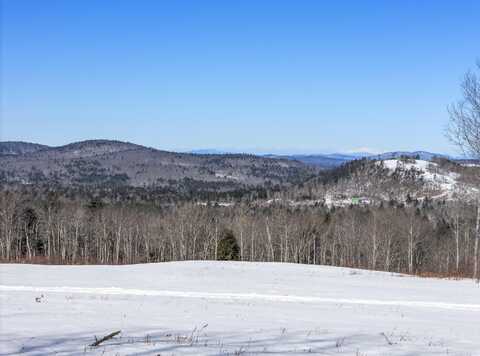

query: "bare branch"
xmin=447 ymin=60 xmax=480 ymax=158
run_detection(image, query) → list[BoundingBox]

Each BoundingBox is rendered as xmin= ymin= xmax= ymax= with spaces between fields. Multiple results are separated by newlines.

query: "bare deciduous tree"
xmin=447 ymin=61 xmax=480 ymax=280
xmin=447 ymin=61 xmax=480 ymax=158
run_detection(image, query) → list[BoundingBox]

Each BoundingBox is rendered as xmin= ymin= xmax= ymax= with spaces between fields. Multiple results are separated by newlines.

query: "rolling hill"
xmin=285 ymin=156 xmax=480 ymax=207
xmin=0 ymin=140 xmax=316 ymax=191
xmin=0 ymin=141 xmax=50 ymax=156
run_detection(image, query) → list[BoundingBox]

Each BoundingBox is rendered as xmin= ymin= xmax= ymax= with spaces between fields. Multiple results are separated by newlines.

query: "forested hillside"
xmin=0 ymin=140 xmax=315 ymax=193
xmin=1 ymin=141 xmax=479 ymax=278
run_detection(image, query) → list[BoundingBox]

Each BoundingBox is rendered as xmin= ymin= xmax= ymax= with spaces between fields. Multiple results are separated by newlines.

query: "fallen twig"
xmin=90 ymin=330 xmax=121 ymax=347
xmin=380 ymin=332 xmax=394 ymax=345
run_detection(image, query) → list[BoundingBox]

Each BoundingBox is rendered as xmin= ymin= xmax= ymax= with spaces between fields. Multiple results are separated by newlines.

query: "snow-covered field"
xmin=1 ymin=262 xmax=479 ymax=355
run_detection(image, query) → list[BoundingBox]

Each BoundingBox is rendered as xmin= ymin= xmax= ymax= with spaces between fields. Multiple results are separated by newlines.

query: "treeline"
xmin=1 ymin=189 xmax=479 ymax=279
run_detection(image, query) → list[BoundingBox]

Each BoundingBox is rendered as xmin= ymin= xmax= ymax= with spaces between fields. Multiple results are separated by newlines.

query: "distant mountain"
xmin=189 ymin=149 xmax=233 ymax=155
xmin=371 ymin=151 xmax=450 ymax=161
xmin=264 ymin=154 xmax=346 ymax=169
xmin=324 ymin=152 xmax=374 ymax=160
xmin=266 ymin=151 xmax=453 ymax=168
xmin=0 ymin=140 xmax=315 ymax=192
xmin=0 ymin=141 xmax=50 ymax=156
xmin=291 ymin=156 xmax=480 ymax=206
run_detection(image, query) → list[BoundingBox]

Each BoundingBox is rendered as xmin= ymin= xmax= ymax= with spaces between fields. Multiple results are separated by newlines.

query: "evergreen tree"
xmin=217 ymin=229 xmax=240 ymax=261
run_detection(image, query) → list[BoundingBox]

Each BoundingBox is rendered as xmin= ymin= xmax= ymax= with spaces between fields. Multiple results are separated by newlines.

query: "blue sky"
xmin=1 ymin=0 xmax=479 ymax=154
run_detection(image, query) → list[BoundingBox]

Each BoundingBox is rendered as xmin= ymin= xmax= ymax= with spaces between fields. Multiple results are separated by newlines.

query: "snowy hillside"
xmin=302 ymin=157 xmax=480 ymax=207
xmin=1 ymin=261 xmax=479 ymax=355
xmin=378 ymin=159 xmax=460 ymax=198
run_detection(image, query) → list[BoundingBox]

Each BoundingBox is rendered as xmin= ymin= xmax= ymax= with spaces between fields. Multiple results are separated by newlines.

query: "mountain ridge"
xmin=0 ymin=141 xmax=51 ymax=156
xmin=0 ymin=139 xmax=315 ymax=193
xmin=264 ymin=150 xmax=453 ymax=168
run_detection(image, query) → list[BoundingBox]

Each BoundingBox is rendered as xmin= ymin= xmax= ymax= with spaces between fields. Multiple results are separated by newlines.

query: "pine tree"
xmin=217 ymin=229 xmax=240 ymax=261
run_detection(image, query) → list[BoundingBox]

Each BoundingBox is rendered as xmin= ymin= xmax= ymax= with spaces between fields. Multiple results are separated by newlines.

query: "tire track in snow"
xmin=1 ymin=285 xmax=479 ymax=312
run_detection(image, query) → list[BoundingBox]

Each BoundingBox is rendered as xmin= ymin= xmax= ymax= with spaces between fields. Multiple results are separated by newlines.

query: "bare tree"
xmin=447 ymin=61 xmax=480 ymax=158
xmin=447 ymin=61 xmax=480 ymax=280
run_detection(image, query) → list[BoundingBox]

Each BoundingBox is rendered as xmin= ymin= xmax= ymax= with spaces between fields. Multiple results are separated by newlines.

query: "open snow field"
xmin=1 ymin=262 xmax=479 ymax=355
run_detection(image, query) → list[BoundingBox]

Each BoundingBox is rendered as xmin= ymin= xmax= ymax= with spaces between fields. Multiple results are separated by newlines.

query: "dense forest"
xmin=1 ymin=186 xmax=478 ymax=279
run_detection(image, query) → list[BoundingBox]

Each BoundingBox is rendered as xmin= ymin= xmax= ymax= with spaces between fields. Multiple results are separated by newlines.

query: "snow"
xmin=379 ymin=159 xmax=462 ymax=197
xmin=196 ymin=201 xmax=234 ymax=207
xmin=381 ymin=159 xmax=432 ymax=172
xmin=462 ymin=163 xmax=480 ymax=167
xmin=1 ymin=261 xmax=479 ymax=355
xmin=215 ymin=172 xmax=240 ymax=181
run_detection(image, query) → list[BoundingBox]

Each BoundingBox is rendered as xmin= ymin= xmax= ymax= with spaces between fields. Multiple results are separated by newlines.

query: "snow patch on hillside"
xmin=378 ymin=159 xmax=462 ymax=198
xmin=381 ymin=159 xmax=429 ymax=171
xmin=215 ymin=172 xmax=240 ymax=180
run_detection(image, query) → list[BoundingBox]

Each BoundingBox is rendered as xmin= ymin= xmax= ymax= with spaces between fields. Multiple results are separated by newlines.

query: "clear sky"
xmin=1 ymin=0 xmax=479 ymax=154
